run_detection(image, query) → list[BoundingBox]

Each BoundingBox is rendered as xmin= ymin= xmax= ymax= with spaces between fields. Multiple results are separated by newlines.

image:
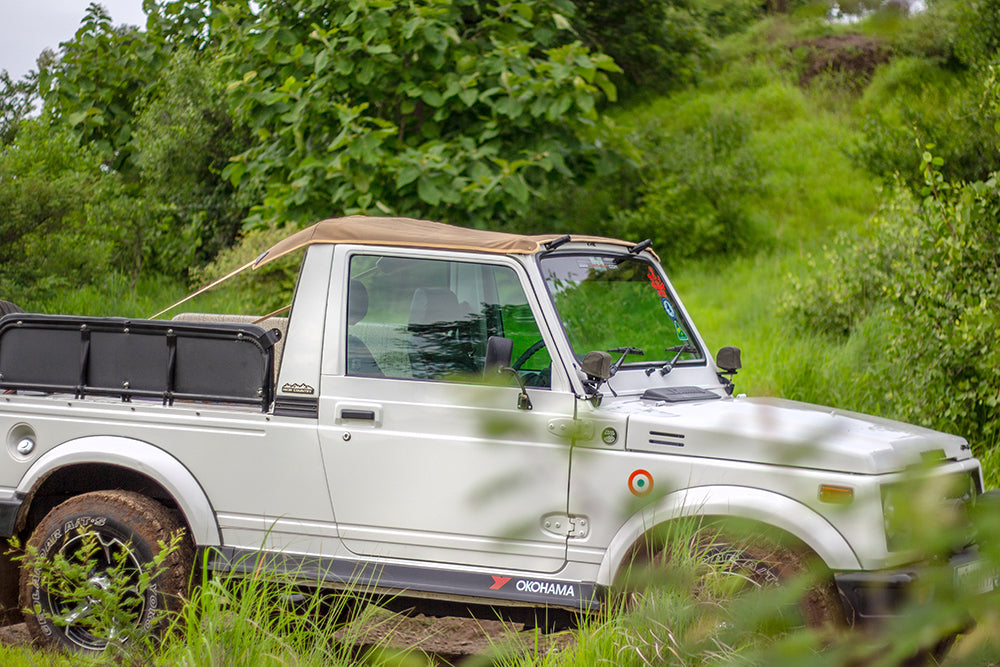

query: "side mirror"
xmin=485 ymin=336 xmax=513 ymax=373
xmin=716 ymin=346 xmax=742 ymax=374
xmin=484 ymin=336 xmax=531 ymax=411
xmin=581 ymin=351 xmax=612 ymax=381
xmin=716 ymin=346 xmax=742 ymax=396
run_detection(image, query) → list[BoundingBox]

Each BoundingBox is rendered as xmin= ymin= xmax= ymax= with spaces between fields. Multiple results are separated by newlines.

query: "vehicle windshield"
xmin=539 ymin=253 xmax=703 ymax=366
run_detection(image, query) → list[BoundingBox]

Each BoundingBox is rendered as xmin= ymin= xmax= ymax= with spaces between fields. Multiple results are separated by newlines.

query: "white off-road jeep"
xmin=0 ymin=216 xmax=988 ymax=650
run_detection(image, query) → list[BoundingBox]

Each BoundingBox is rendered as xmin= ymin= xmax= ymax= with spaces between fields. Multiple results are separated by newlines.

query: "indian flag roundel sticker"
xmin=628 ymin=469 xmax=653 ymax=497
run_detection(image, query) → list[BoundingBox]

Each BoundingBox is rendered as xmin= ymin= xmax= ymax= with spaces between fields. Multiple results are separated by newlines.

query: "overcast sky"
xmin=1 ymin=1 xmax=147 ymax=80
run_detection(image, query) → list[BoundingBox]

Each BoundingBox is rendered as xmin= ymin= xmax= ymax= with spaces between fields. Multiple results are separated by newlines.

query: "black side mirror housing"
xmin=581 ymin=351 xmax=612 ymax=381
xmin=485 ymin=336 xmax=531 ymax=411
xmin=716 ymin=346 xmax=742 ymax=396
xmin=716 ymin=346 xmax=742 ymax=374
xmin=485 ymin=336 xmax=514 ymax=373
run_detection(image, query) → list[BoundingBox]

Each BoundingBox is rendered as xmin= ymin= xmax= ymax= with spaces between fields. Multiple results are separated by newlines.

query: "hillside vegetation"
xmin=3 ymin=0 xmax=1000 ymax=663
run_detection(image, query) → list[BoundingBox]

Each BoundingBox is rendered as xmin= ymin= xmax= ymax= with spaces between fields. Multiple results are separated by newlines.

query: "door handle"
xmin=334 ymin=403 xmax=382 ymax=426
xmin=341 ymin=409 xmax=375 ymax=421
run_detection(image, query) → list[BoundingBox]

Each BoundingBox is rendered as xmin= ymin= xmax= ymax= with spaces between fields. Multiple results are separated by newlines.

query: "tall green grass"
xmin=158 ymin=561 xmax=433 ymax=667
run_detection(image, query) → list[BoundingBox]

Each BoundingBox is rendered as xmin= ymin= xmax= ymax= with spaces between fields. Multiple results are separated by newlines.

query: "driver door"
xmin=318 ymin=250 xmax=574 ymax=573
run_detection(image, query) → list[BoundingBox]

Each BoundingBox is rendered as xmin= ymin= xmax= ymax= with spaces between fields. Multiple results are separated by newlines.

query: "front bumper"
xmin=835 ymin=548 xmax=995 ymax=624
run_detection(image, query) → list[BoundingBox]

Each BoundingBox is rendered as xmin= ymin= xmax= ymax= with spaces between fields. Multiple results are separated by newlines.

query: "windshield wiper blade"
xmin=645 ymin=343 xmax=694 ymax=377
xmin=608 ymin=346 xmax=644 ymax=376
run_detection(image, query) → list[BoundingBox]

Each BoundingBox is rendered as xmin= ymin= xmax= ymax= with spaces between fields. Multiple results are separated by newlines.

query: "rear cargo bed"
xmin=0 ymin=314 xmax=280 ymax=411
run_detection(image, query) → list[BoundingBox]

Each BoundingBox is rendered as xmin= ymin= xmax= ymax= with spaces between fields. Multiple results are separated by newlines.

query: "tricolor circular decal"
xmin=628 ymin=469 xmax=653 ymax=497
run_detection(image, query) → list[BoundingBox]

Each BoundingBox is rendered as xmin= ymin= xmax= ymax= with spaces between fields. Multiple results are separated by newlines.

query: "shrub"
xmin=0 ymin=121 xmax=126 ymax=301
xmin=787 ymin=150 xmax=1000 ymax=454
xmin=850 ymin=58 xmax=1000 ymax=187
xmin=572 ymin=0 xmax=711 ymax=97
xmin=606 ymin=109 xmax=770 ymax=261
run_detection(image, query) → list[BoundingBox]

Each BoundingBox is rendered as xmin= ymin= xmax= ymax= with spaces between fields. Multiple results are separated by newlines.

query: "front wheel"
xmin=689 ymin=526 xmax=847 ymax=629
xmin=617 ymin=521 xmax=847 ymax=630
xmin=19 ymin=490 xmax=194 ymax=653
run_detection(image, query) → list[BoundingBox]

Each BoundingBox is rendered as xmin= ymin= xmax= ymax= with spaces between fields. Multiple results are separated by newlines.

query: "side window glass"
xmin=346 ymin=255 xmax=550 ymax=388
xmin=495 ymin=269 xmax=551 ymax=388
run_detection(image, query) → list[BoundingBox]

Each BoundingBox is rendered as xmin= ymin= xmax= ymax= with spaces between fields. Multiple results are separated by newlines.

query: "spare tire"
xmin=0 ymin=300 xmax=23 ymax=316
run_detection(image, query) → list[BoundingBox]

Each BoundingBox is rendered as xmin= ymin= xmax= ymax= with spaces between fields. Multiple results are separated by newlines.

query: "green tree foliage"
xmin=0 ymin=121 xmax=125 ymax=298
xmin=39 ymin=1 xmax=219 ymax=173
xmin=955 ymin=0 xmax=1000 ymax=66
xmin=607 ymin=110 xmax=767 ymax=261
xmin=851 ymin=58 xmax=1000 ymax=187
xmin=217 ymin=0 xmax=620 ymax=229
xmin=787 ymin=145 xmax=1000 ymax=453
xmin=29 ymin=2 xmax=251 ymax=285
xmin=0 ymin=71 xmax=38 ymax=146
xmin=40 ymin=3 xmax=165 ymax=172
xmin=132 ymin=47 xmax=254 ymax=266
xmin=572 ymin=0 xmax=710 ymax=96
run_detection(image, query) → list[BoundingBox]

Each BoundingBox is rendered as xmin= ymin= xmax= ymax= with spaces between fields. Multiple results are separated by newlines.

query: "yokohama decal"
xmin=628 ymin=469 xmax=653 ymax=497
xmin=488 ymin=576 xmax=576 ymax=597
xmin=516 ymin=580 xmax=576 ymax=597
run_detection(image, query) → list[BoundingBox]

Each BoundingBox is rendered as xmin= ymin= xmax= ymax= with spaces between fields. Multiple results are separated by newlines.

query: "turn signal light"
xmin=819 ymin=485 xmax=854 ymax=504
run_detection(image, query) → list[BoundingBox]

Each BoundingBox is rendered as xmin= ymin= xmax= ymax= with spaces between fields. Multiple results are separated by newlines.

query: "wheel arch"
xmin=14 ymin=436 xmax=221 ymax=547
xmin=596 ymin=485 xmax=862 ymax=587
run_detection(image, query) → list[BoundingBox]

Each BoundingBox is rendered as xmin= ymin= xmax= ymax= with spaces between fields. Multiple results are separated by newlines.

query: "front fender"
xmin=17 ymin=436 xmax=220 ymax=546
xmin=596 ymin=485 xmax=862 ymax=587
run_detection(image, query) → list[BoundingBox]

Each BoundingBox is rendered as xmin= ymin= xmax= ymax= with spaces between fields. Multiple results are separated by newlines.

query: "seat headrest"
xmin=348 ymin=280 xmax=369 ymax=325
xmin=409 ymin=287 xmax=462 ymax=326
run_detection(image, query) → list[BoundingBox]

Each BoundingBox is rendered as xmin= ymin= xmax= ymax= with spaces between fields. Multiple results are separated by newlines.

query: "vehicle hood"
xmin=611 ymin=395 xmax=971 ymax=475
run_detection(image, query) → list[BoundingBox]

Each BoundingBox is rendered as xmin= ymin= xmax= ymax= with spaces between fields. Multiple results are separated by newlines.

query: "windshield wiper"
xmin=645 ymin=343 xmax=694 ymax=377
xmin=608 ymin=346 xmax=644 ymax=376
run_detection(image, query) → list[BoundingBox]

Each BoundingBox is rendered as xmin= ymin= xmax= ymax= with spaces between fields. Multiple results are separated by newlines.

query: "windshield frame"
xmin=535 ymin=249 xmax=707 ymax=371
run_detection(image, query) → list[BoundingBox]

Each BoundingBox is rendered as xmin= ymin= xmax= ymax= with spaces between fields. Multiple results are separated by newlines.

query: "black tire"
xmin=687 ymin=525 xmax=847 ymax=629
xmin=0 ymin=300 xmax=23 ymax=316
xmin=618 ymin=521 xmax=847 ymax=630
xmin=19 ymin=490 xmax=194 ymax=653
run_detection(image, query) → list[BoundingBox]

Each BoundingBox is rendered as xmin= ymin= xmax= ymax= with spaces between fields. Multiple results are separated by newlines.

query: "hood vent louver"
xmin=649 ymin=430 xmax=685 ymax=448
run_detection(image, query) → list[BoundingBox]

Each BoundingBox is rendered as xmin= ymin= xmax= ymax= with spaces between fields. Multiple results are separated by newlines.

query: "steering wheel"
xmin=512 ymin=339 xmax=546 ymax=370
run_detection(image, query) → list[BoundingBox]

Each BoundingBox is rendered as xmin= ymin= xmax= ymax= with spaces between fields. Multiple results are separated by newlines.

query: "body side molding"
xmin=203 ymin=546 xmax=603 ymax=612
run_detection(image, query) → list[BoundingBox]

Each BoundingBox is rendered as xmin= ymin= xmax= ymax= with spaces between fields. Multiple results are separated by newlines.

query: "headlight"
xmin=882 ymin=472 xmax=977 ymax=553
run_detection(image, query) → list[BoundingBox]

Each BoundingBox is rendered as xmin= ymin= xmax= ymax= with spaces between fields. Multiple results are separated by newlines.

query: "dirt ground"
xmin=0 ymin=614 xmax=572 ymax=665
xmin=348 ymin=613 xmax=572 ymax=664
xmin=791 ymin=34 xmax=891 ymax=87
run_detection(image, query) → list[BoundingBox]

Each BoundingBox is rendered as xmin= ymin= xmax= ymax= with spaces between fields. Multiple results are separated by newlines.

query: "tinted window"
xmin=346 ymin=255 xmax=550 ymax=387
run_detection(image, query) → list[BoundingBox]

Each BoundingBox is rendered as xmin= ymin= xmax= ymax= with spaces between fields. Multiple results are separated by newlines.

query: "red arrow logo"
xmin=489 ymin=576 xmax=511 ymax=590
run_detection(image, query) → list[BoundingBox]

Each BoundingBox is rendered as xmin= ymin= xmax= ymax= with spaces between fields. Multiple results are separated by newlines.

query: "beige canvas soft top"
xmin=251 ymin=215 xmax=641 ymax=269
xmin=152 ymin=216 xmax=648 ymax=318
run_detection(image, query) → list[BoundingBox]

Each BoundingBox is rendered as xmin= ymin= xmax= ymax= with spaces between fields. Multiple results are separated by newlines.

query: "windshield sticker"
xmin=647 ymin=267 xmax=668 ymax=297
xmin=660 ymin=298 xmax=676 ymax=319
xmin=647 ymin=267 xmax=689 ymax=341
xmin=580 ymin=257 xmax=612 ymax=270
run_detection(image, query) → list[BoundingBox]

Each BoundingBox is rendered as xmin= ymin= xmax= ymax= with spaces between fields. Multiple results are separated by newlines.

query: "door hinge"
xmin=547 ymin=418 xmax=594 ymax=440
xmin=541 ymin=513 xmax=590 ymax=539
